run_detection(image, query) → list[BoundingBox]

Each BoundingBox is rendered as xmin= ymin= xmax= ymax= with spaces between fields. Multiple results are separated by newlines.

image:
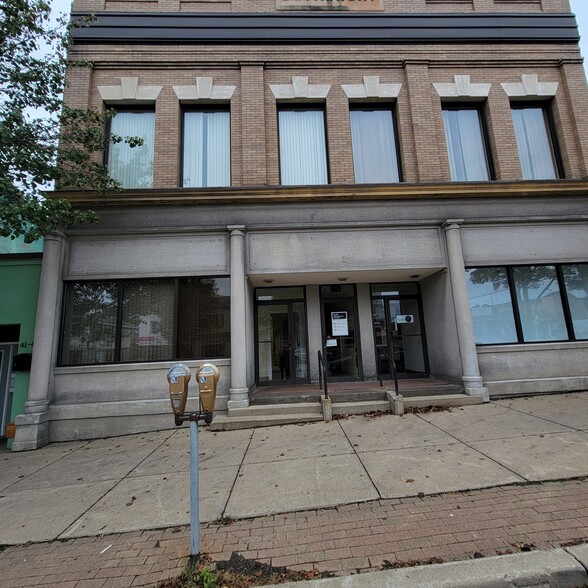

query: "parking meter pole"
xmin=190 ymin=419 xmax=199 ymax=564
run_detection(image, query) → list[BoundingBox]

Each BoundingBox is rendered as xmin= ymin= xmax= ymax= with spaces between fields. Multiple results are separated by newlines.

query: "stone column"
xmin=356 ymin=284 xmax=377 ymax=380
xmin=12 ymin=231 xmax=66 ymax=451
xmin=443 ymin=220 xmax=489 ymax=400
xmin=306 ymin=285 xmax=322 ymax=384
xmin=228 ymin=226 xmax=249 ymax=409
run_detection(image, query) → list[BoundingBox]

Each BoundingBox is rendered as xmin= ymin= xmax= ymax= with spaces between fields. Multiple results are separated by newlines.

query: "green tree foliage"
xmin=0 ymin=0 xmax=133 ymax=242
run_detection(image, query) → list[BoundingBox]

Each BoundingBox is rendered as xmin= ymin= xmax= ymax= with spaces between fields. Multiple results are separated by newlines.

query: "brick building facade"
xmin=12 ymin=0 xmax=588 ymax=449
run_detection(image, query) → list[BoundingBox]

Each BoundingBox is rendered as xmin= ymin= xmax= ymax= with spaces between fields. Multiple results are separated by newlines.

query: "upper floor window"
xmin=511 ymin=105 xmax=559 ymax=180
xmin=442 ymin=106 xmax=491 ymax=182
xmin=350 ymin=107 xmax=401 ymax=183
xmin=183 ymin=109 xmax=230 ymax=188
xmin=107 ymin=110 xmax=155 ymax=189
xmin=278 ymin=107 xmax=328 ymax=185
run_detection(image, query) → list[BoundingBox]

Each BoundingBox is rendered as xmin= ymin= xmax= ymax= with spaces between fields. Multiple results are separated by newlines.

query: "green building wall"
xmin=0 ymin=237 xmax=43 ymax=449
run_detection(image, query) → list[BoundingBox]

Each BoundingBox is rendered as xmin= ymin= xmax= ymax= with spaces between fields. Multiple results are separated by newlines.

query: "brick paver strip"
xmin=1 ymin=478 xmax=587 ymax=587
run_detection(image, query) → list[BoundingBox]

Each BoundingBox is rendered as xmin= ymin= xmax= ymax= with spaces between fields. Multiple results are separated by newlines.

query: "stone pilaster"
xmin=443 ymin=220 xmax=489 ymax=401
xmin=228 ymin=226 xmax=249 ymax=408
xmin=12 ymin=232 xmax=67 ymax=451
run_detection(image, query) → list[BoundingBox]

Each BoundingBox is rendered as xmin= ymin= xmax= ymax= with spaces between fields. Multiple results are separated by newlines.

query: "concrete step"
xmin=332 ymin=400 xmax=390 ymax=415
xmin=208 ymin=413 xmax=323 ymax=431
xmin=404 ymin=394 xmax=485 ymax=408
xmin=228 ymin=402 xmax=322 ymax=417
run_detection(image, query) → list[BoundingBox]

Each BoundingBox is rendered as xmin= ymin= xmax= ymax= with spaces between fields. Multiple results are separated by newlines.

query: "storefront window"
xmin=562 ymin=264 xmax=588 ymax=340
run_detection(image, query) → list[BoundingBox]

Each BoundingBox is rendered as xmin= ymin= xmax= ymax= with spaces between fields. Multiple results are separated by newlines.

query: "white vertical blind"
xmin=350 ymin=109 xmax=400 ymax=183
xmin=108 ymin=111 xmax=155 ymax=189
xmin=183 ymin=111 xmax=230 ymax=187
xmin=279 ymin=109 xmax=328 ymax=185
xmin=443 ymin=109 xmax=489 ymax=181
xmin=512 ymin=108 xmax=557 ymax=180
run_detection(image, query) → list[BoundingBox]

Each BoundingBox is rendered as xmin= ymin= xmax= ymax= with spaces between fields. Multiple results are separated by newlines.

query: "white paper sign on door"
xmin=331 ymin=311 xmax=349 ymax=337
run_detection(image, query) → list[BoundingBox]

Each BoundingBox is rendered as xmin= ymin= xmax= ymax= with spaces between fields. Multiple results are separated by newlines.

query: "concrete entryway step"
xmin=229 ymin=402 xmax=322 ymax=417
xmin=404 ymin=393 xmax=485 ymax=408
xmin=208 ymin=413 xmax=323 ymax=431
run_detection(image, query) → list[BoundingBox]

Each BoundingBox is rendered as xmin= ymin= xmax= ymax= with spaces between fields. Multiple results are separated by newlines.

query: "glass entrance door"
xmin=372 ymin=284 xmax=428 ymax=378
xmin=321 ymin=285 xmax=361 ymax=380
xmin=256 ymin=288 xmax=308 ymax=385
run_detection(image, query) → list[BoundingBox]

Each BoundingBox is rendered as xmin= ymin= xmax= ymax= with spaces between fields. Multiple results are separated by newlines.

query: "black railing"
xmin=376 ymin=347 xmax=399 ymax=396
xmin=317 ymin=350 xmax=329 ymax=400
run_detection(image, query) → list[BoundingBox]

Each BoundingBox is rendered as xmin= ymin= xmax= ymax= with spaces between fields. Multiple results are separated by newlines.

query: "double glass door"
xmin=256 ymin=288 xmax=308 ymax=385
xmin=372 ymin=284 xmax=428 ymax=378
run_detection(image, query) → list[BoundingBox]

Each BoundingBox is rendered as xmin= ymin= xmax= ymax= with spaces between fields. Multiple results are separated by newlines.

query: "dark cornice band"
xmin=70 ymin=12 xmax=579 ymax=44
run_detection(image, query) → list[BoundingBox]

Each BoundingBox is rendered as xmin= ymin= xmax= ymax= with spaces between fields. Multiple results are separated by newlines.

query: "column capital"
xmin=443 ymin=219 xmax=464 ymax=232
xmin=228 ymin=225 xmax=246 ymax=238
xmin=44 ymin=230 xmax=67 ymax=243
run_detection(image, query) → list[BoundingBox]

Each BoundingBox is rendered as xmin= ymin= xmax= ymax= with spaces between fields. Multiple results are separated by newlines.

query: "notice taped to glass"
xmin=277 ymin=0 xmax=383 ymax=11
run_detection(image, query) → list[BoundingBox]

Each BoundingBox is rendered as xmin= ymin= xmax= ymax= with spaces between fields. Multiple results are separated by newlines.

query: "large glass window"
xmin=107 ymin=110 xmax=155 ymax=189
xmin=350 ymin=108 xmax=400 ymax=183
xmin=60 ymin=277 xmax=230 ymax=365
xmin=465 ymin=268 xmax=517 ymax=344
xmin=279 ymin=108 xmax=328 ymax=185
xmin=466 ymin=263 xmax=588 ymax=345
xmin=512 ymin=106 xmax=558 ymax=180
xmin=183 ymin=110 xmax=230 ymax=187
xmin=443 ymin=107 xmax=490 ymax=181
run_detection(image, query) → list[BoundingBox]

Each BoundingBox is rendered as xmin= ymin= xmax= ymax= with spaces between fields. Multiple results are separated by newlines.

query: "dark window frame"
xmin=348 ymin=102 xmax=404 ymax=184
xmin=466 ymin=262 xmax=587 ymax=346
xmin=58 ymin=276 xmax=230 ymax=367
xmin=277 ymin=102 xmax=331 ymax=185
xmin=510 ymin=100 xmax=564 ymax=180
xmin=180 ymin=104 xmax=231 ymax=188
xmin=442 ymin=102 xmax=495 ymax=181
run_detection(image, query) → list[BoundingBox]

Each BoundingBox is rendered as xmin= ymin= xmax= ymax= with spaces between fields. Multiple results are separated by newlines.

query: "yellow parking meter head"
xmin=196 ymin=363 xmax=220 ymax=422
xmin=167 ymin=364 xmax=191 ymax=418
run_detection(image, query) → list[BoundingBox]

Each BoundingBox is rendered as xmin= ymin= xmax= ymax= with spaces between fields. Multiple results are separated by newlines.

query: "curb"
xmin=266 ymin=546 xmax=588 ymax=588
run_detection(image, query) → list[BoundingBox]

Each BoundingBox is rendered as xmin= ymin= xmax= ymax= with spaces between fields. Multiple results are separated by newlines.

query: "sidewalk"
xmin=1 ymin=392 xmax=588 ymax=586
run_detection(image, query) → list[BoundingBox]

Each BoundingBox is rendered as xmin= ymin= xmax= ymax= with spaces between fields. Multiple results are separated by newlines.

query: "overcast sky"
xmin=49 ymin=0 xmax=588 ymax=74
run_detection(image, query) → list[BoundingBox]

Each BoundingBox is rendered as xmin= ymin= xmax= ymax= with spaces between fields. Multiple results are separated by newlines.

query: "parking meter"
xmin=167 ymin=364 xmax=191 ymax=425
xmin=196 ymin=363 xmax=219 ymax=424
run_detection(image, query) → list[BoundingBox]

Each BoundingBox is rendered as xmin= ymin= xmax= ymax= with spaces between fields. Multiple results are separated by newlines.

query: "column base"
xmin=462 ymin=377 xmax=490 ymax=402
xmin=12 ymin=410 xmax=50 ymax=452
xmin=227 ymin=388 xmax=250 ymax=410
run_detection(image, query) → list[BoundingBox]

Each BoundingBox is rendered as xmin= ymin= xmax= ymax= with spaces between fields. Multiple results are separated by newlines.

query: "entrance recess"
xmin=0 ymin=344 xmax=17 ymax=436
xmin=255 ymin=287 xmax=308 ymax=385
xmin=371 ymin=283 xmax=428 ymax=378
xmin=320 ymin=285 xmax=361 ymax=381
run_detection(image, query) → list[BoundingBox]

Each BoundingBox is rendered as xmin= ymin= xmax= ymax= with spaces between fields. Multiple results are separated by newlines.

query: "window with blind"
xmin=182 ymin=110 xmax=231 ymax=187
xmin=511 ymin=105 xmax=559 ymax=180
xmin=442 ymin=106 xmax=491 ymax=181
xmin=278 ymin=107 xmax=328 ymax=185
xmin=60 ymin=277 xmax=231 ymax=365
xmin=350 ymin=107 xmax=401 ymax=184
xmin=107 ymin=110 xmax=155 ymax=189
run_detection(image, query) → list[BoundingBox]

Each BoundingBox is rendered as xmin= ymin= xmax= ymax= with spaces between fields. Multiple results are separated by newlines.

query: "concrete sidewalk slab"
xmin=60 ymin=465 xmax=239 ymax=538
xmin=224 ymin=453 xmax=378 ymax=518
xmin=566 ymin=543 xmax=588 ymax=571
xmin=358 ymin=443 xmax=524 ymax=499
xmin=420 ymin=403 xmax=571 ymax=442
xmin=243 ymin=421 xmax=351 ymax=464
xmin=339 ymin=413 xmax=455 ymax=452
xmin=266 ymin=548 xmax=588 ymax=588
xmin=496 ymin=393 xmax=588 ymax=431
xmin=0 ymin=481 xmax=116 ymax=543
xmin=470 ymin=430 xmax=588 ymax=481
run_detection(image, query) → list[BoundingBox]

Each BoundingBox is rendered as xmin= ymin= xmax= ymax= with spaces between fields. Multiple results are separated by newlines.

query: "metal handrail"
xmin=376 ymin=347 xmax=399 ymax=396
xmin=317 ymin=350 xmax=329 ymax=400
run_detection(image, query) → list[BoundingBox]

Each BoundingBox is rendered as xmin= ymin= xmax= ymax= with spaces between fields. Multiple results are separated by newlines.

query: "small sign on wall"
xmin=277 ymin=0 xmax=384 ymax=10
xmin=331 ymin=312 xmax=349 ymax=336
xmin=395 ymin=315 xmax=414 ymax=324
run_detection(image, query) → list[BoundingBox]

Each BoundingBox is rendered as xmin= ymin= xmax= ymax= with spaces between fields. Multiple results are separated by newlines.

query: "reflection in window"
xmin=350 ymin=109 xmax=400 ymax=183
xmin=61 ymin=282 xmax=118 ymax=365
xmin=107 ymin=111 xmax=155 ymax=188
xmin=512 ymin=107 xmax=557 ymax=180
xmin=513 ymin=266 xmax=567 ymax=342
xmin=562 ymin=264 xmax=588 ymax=340
xmin=279 ymin=109 xmax=328 ymax=185
xmin=443 ymin=108 xmax=490 ymax=181
xmin=183 ymin=110 xmax=230 ymax=187
xmin=465 ymin=268 xmax=517 ymax=344
xmin=60 ymin=277 xmax=230 ymax=365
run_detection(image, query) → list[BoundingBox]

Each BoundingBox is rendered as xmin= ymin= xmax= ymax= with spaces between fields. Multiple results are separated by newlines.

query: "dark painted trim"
xmin=0 ymin=253 xmax=43 ymax=261
xmin=70 ymin=12 xmax=579 ymax=44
